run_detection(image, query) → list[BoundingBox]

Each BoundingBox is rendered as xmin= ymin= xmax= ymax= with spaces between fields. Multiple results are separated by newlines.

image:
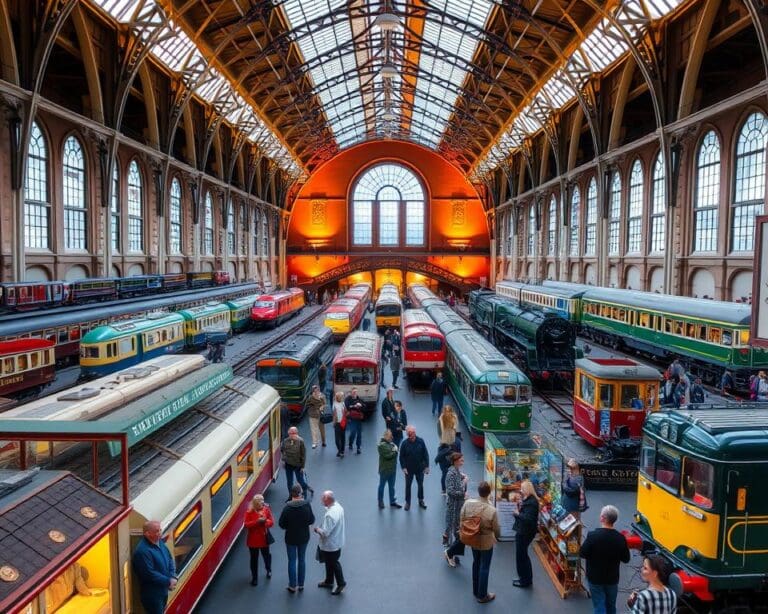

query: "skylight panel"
xmin=91 ymin=0 xmax=140 ymax=21
xmin=646 ymin=0 xmax=685 ymax=18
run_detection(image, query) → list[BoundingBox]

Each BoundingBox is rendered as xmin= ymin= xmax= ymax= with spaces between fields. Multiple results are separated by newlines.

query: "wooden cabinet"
xmin=532 ymin=508 xmax=586 ymax=599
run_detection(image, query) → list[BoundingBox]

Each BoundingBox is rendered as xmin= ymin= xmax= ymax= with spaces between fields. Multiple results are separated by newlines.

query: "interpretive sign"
xmin=581 ymin=463 xmax=638 ymax=491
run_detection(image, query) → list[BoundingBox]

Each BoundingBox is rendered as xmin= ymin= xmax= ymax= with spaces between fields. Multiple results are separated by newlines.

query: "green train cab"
xmin=79 ymin=312 xmax=185 ymax=377
xmin=443 ymin=328 xmax=532 ymax=447
xmin=633 ymin=408 xmax=768 ymax=608
xmin=226 ymin=294 xmax=259 ymax=333
xmin=177 ymin=302 xmax=231 ymax=347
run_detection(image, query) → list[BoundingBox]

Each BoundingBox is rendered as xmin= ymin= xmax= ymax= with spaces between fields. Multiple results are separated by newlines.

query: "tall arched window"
xmin=25 ymin=121 xmax=50 ymax=249
xmin=262 ymin=212 xmax=269 ymax=256
xmin=650 ymin=152 xmax=665 ymax=253
xmin=732 ymin=112 xmax=768 ymax=251
xmin=547 ymin=195 xmax=557 ymax=256
xmin=584 ymin=178 xmax=597 ymax=256
xmin=240 ymin=204 xmax=247 ymax=255
xmin=527 ymin=204 xmax=536 ymax=256
xmin=608 ymin=171 xmax=621 ymax=255
xmin=506 ymin=211 xmax=514 ymax=255
xmin=203 ymin=191 xmax=213 ymax=255
xmin=569 ymin=186 xmax=580 ymax=257
xmin=227 ymin=199 xmax=235 ymax=255
xmin=127 ymin=159 xmax=143 ymax=252
xmin=169 ymin=177 xmax=182 ymax=254
xmin=627 ymin=159 xmax=643 ymax=253
xmin=351 ymin=163 xmax=425 ymax=247
xmin=694 ymin=131 xmax=720 ymax=252
xmin=62 ymin=135 xmax=87 ymax=250
xmin=111 ymin=163 xmax=120 ymax=253
xmin=253 ymin=208 xmax=260 ymax=255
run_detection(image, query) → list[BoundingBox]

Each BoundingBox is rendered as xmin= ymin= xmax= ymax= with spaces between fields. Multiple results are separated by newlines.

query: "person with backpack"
xmin=512 ymin=479 xmax=540 ymax=589
xmin=451 ymin=480 xmax=500 ymax=603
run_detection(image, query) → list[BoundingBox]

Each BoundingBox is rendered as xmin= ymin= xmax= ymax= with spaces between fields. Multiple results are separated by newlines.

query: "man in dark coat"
xmin=132 ymin=520 xmax=177 ymax=614
xmin=431 ymin=372 xmax=447 ymax=416
xmin=399 ymin=425 xmax=430 ymax=510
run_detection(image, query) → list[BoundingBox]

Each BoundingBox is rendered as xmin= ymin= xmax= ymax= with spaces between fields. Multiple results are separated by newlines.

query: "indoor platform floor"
xmin=196 ymin=317 xmax=645 ymax=614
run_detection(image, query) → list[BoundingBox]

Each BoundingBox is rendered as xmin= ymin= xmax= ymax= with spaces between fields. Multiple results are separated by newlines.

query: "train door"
xmin=269 ymin=404 xmax=282 ymax=480
xmin=721 ymin=468 xmax=768 ymax=572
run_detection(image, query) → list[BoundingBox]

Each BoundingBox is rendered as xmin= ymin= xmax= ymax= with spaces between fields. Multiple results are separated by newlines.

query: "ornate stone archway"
xmin=305 ymin=256 xmax=479 ymax=294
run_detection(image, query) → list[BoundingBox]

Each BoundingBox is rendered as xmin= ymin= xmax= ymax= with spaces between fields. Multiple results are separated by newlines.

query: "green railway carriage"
xmin=423 ymin=303 xmax=473 ymax=334
xmin=225 ymin=294 xmax=259 ymax=333
xmin=177 ymin=302 xmax=231 ymax=347
xmin=578 ymin=287 xmax=767 ymax=388
xmin=632 ymin=408 xmax=768 ymax=610
xmin=442 ymin=327 xmax=532 ymax=447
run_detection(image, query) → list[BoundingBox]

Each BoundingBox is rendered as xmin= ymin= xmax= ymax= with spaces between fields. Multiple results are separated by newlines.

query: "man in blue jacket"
xmin=132 ymin=520 xmax=177 ymax=614
xmin=399 ymin=425 xmax=430 ymax=510
xmin=431 ymin=372 xmax=446 ymax=416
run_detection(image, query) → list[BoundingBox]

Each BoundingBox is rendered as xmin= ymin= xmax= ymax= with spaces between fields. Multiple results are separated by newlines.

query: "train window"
xmin=686 ymin=323 xmax=696 ymax=338
xmin=69 ymin=327 xmax=80 ymax=341
xmin=640 ymin=438 xmax=655 ymax=477
xmin=210 ymin=468 xmax=232 ymax=531
xmin=722 ymin=330 xmax=732 ymax=346
xmin=2 ymin=358 xmax=13 ymax=374
xmin=145 ymin=332 xmax=158 ymax=347
xmin=620 ymin=384 xmax=640 ymax=409
xmin=654 ymin=316 xmax=662 ymax=332
xmin=173 ymin=503 xmax=203 ymax=575
xmin=18 ymin=355 xmax=28 ymax=371
xmin=664 ymin=319 xmax=672 ymax=333
xmin=708 ymin=328 xmax=722 ymax=344
xmin=81 ymin=346 xmax=99 ymax=359
xmin=490 ymin=385 xmax=517 ymax=404
xmin=638 ymin=313 xmax=650 ymax=328
xmin=237 ymin=443 xmax=254 ymax=492
xmin=654 ymin=444 xmax=681 ymax=492
xmin=257 ymin=422 xmax=270 ymax=465
xmin=335 ymin=367 xmax=374 ymax=385
xmin=675 ymin=321 xmax=684 ymax=336
xmin=698 ymin=326 xmax=707 ymax=341
xmin=119 ymin=338 xmax=134 ymax=354
xmin=739 ymin=330 xmax=750 ymax=345
xmin=518 ymin=385 xmax=530 ymax=402
xmin=579 ymin=374 xmax=595 ymax=406
xmin=599 ymin=384 xmax=613 ymax=409
xmin=473 ymin=385 xmax=489 ymax=402
xmin=681 ymin=457 xmax=714 ymax=509
xmin=30 ymin=353 xmax=39 ymax=368
xmin=58 ymin=328 xmax=68 ymax=343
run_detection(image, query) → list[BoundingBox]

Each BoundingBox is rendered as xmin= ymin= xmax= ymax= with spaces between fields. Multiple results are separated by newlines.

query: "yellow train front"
xmin=631 ymin=408 xmax=768 ymax=611
xmin=374 ymin=283 xmax=402 ymax=332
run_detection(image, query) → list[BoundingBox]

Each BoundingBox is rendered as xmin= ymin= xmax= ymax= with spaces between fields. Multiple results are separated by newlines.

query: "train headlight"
xmin=633 ymin=513 xmax=641 ymax=523
xmin=482 ymin=421 xmax=489 ymax=428
xmin=685 ymin=548 xmax=700 ymax=561
xmin=499 ymin=415 xmax=509 ymax=425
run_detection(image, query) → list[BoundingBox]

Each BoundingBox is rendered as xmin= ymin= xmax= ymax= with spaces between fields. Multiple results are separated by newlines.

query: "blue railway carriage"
xmin=632 ymin=408 xmax=768 ymax=611
xmin=79 ymin=312 xmax=186 ymax=378
xmin=495 ymin=280 xmax=585 ymax=322
xmin=178 ymin=303 xmax=231 ymax=347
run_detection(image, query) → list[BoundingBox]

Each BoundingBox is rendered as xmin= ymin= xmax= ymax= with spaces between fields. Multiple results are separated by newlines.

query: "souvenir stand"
xmin=484 ymin=433 xmax=585 ymax=598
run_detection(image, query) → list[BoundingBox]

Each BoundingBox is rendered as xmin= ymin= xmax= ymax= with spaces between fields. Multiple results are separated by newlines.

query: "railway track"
xmin=534 ymin=387 xmax=574 ymax=422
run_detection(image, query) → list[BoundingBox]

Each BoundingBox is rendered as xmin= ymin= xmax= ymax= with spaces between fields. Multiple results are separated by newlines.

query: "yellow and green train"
xmin=631 ymin=408 xmax=768 ymax=611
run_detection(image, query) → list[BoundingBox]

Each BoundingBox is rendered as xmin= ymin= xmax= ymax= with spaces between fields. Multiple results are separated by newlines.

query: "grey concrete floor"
xmin=195 ymin=313 xmax=647 ymax=613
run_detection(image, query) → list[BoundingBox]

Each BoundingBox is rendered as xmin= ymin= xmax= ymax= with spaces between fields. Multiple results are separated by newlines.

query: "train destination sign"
xmin=580 ymin=463 xmax=638 ymax=490
xmin=106 ymin=364 xmax=233 ymax=455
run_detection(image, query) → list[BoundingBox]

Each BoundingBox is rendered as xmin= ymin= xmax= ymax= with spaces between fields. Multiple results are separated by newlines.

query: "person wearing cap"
xmin=306 ymin=385 xmax=327 ymax=449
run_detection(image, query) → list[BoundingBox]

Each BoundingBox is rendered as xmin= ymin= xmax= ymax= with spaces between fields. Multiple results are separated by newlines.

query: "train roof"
xmin=81 ymin=312 xmax=184 ymax=342
xmin=176 ymin=302 xmax=229 ymax=318
xmin=496 ymin=280 xmax=586 ymax=299
xmin=258 ymin=288 xmax=303 ymax=300
xmin=127 ymin=376 xmax=279 ymax=528
xmin=257 ymin=325 xmax=332 ymax=363
xmin=0 ymin=283 xmax=259 ymax=337
xmin=403 ymin=323 xmax=443 ymax=337
xmin=644 ymin=408 xmax=768 ymax=461
xmin=325 ymin=298 xmax=360 ymax=311
xmin=375 ymin=293 xmax=401 ymax=306
xmin=334 ymin=331 xmax=382 ymax=362
xmin=576 ymin=358 xmax=661 ymax=380
xmin=444 ymin=329 xmax=528 ymax=384
xmin=2 ymin=355 xmax=205 ymax=420
xmin=225 ymin=294 xmax=259 ymax=309
xmin=580 ymin=286 xmax=751 ymax=325
xmin=402 ymin=309 xmax=438 ymax=329
xmin=0 ymin=338 xmax=55 ymax=353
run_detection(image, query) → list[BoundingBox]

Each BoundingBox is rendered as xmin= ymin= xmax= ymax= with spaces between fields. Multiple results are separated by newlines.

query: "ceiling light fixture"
xmin=379 ymin=62 xmax=399 ymax=79
xmin=373 ymin=12 xmax=401 ymax=31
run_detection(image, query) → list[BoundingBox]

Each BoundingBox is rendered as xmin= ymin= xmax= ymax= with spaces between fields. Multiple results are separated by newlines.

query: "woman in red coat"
xmin=243 ymin=494 xmax=274 ymax=586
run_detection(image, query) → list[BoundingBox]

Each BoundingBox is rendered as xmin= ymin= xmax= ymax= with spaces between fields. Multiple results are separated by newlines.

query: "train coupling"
xmin=669 ymin=570 xmax=714 ymax=602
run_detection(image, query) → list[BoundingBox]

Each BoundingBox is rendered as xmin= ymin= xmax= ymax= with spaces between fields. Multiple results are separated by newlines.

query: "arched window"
xmin=584 ymin=178 xmax=597 ymax=256
xmin=111 ymin=163 xmax=120 ymax=253
xmin=169 ymin=177 xmax=182 ymax=254
xmin=240 ymin=204 xmax=247 ymax=255
xmin=650 ymin=152 xmax=665 ymax=253
xmin=351 ymin=163 xmax=425 ymax=247
xmin=569 ymin=186 xmax=580 ymax=257
xmin=547 ymin=195 xmax=557 ymax=256
xmin=732 ymin=112 xmax=768 ymax=251
xmin=62 ymin=135 xmax=87 ymax=250
xmin=262 ymin=212 xmax=269 ymax=256
xmin=127 ymin=159 xmax=143 ymax=252
xmin=506 ymin=211 xmax=514 ymax=255
xmin=627 ymin=159 xmax=643 ymax=253
xmin=203 ymin=191 xmax=214 ymax=255
xmin=227 ymin=199 xmax=235 ymax=255
xmin=253 ymin=208 xmax=260 ymax=255
xmin=694 ymin=131 xmax=720 ymax=252
xmin=608 ymin=172 xmax=621 ymax=255
xmin=527 ymin=204 xmax=536 ymax=256
xmin=25 ymin=121 xmax=50 ymax=249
